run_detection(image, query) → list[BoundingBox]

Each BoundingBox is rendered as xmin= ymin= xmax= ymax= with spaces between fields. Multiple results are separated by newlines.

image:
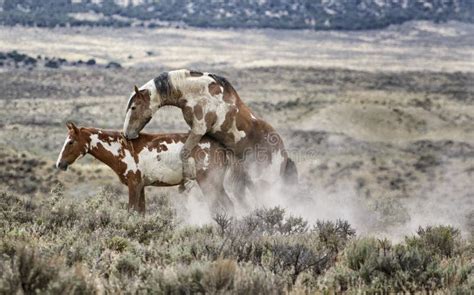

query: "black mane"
xmin=208 ymin=73 xmax=232 ymax=89
xmin=153 ymin=72 xmax=172 ymax=99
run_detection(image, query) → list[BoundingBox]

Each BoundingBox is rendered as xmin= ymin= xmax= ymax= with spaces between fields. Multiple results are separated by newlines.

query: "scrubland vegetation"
xmin=0 ymin=19 xmax=473 ymax=294
xmin=1 ymin=187 xmax=472 ymax=294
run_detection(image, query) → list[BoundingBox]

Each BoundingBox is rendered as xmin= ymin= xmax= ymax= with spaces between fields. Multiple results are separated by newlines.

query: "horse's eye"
xmin=68 ymin=140 xmax=74 ymax=145
xmin=131 ymin=106 xmax=136 ymax=110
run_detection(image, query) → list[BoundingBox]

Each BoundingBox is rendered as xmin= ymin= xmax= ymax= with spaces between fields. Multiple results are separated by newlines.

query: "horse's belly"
xmin=137 ymin=145 xmax=184 ymax=185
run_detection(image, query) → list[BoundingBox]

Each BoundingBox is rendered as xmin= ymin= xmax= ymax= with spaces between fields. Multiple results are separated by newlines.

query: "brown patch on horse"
xmin=214 ymin=130 xmax=235 ymax=146
xmin=208 ymin=82 xmax=222 ymax=96
xmin=205 ymin=112 xmax=217 ymax=129
xmin=194 ymin=105 xmax=203 ymax=120
xmin=222 ymin=87 xmax=235 ymax=103
xmin=209 ymin=74 xmax=235 ymax=103
xmin=219 ymin=108 xmax=237 ymax=132
xmin=182 ymin=106 xmax=194 ymax=126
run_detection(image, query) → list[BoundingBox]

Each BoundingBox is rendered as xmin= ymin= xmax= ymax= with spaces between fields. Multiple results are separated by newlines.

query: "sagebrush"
xmin=0 ymin=188 xmax=472 ymax=294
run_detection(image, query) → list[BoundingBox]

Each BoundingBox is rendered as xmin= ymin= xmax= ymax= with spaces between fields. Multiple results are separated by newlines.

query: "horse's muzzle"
xmin=124 ymin=132 xmax=139 ymax=140
xmin=57 ymin=161 xmax=68 ymax=171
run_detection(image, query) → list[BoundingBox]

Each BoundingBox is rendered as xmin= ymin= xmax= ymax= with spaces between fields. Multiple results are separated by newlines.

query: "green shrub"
xmin=406 ymin=225 xmax=462 ymax=258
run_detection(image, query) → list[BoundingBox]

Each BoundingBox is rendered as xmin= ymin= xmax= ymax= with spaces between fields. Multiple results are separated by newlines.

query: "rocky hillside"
xmin=1 ymin=0 xmax=472 ymax=29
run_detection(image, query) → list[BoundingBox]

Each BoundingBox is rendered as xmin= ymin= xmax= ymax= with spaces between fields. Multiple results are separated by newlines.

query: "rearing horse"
xmin=123 ymin=69 xmax=297 ymax=194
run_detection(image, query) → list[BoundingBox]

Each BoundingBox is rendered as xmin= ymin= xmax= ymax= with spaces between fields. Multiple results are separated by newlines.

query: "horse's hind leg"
xmin=228 ymin=164 xmax=255 ymax=210
xmin=198 ymin=171 xmax=234 ymax=215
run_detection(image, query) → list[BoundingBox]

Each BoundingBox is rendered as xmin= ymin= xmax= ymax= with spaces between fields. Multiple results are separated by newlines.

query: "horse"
xmin=56 ymin=122 xmax=233 ymax=214
xmin=122 ymin=70 xmax=298 ymax=197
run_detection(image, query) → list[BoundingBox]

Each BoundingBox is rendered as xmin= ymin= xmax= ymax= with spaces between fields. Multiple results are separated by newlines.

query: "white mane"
xmin=168 ymin=69 xmax=215 ymax=96
xmin=126 ymin=69 xmax=217 ymax=111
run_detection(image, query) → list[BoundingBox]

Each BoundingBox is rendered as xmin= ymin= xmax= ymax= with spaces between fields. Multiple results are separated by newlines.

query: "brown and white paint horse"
xmin=123 ymin=70 xmax=297 ymax=195
xmin=56 ymin=122 xmax=232 ymax=213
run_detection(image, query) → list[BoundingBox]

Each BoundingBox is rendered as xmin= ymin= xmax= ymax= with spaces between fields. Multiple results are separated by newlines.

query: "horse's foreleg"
xmin=180 ymin=130 xmax=204 ymax=190
xmin=138 ymin=187 xmax=146 ymax=214
xmin=127 ymin=182 xmax=143 ymax=213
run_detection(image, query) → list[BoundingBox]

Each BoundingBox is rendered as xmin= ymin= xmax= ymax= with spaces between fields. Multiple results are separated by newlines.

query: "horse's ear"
xmin=66 ymin=121 xmax=79 ymax=134
xmin=134 ymin=85 xmax=140 ymax=96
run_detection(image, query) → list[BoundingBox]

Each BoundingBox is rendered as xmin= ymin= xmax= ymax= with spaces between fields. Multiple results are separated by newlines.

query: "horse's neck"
xmin=85 ymin=130 xmax=125 ymax=173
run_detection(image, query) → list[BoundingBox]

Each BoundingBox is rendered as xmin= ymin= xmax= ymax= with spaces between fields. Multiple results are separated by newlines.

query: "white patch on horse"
xmin=56 ymin=135 xmax=70 ymax=168
xmin=123 ymin=108 xmax=132 ymax=133
xmin=201 ymin=153 xmax=210 ymax=171
xmin=141 ymin=79 xmax=160 ymax=110
xmin=250 ymin=113 xmax=257 ymax=120
xmin=122 ymin=149 xmax=138 ymax=175
xmin=137 ymin=141 xmax=184 ymax=185
xmin=231 ymin=119 xmax=246 ymax=143
xmin=198 ymin=142 xmax=210 ymax=149
xmin=169 ymin=69 xmax=215 ymax=108
xmin=89 ymin=134 xmax=122 ymax=156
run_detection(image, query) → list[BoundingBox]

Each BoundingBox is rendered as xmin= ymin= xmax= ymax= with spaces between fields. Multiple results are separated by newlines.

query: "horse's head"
xmin=123 ymin=86 xmax=154 ymax=140
xmin=56 ymin=122 xmax=88 ymax=171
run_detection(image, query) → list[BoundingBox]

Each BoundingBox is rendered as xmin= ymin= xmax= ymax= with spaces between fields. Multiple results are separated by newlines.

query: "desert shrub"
xmin=0 ymin=246 xmax=94 ymax=294
xmin=202 ymin=259 xmax=237 ymax=292
xmin=263 ymin=235 xmax=330 ymax=284
xmin=406 ymin=225 xmax=462 ymax=258
xmin=86 ymin=59 xmax=96 ymax=66
xmin=106 ymin=236 xmax=130 ymax=252
xmin=315 ymin=219 xmax=356 ymax=253
xmin=42 ymin=201 xmax=79 ymax=231
xmin=213 ymin=212 xmax=232 ymax=236
xmin=47 ymin=265 xmax=96 ymax=295
xmin=244 ymin=207 xmax=308 ymax=235
xmin=5 ymin=247 xmax=57 ymax=293
xmin=123 ymin=212 xmax=174 ymax=244
xmin=0 ymin=187 xmax=471 ymax=293
xmin=322 ymin=226 xmax=472 ymax=293
xmin=233 ymin=262 xmax=286 ymax=295
xmin=45 ymin=60 xmax=60 ymax=68
xmin=114 ymin=253 xmax=140 ymax=277
xmin=144 ymin=263 xmax=206 ymax=294
xmin=0 ymin=191 xmax=35 ymax=227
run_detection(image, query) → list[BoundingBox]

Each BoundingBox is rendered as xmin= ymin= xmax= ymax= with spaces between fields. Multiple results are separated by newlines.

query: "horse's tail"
xmin=283 ymin=157 xmax=298 ymax=185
